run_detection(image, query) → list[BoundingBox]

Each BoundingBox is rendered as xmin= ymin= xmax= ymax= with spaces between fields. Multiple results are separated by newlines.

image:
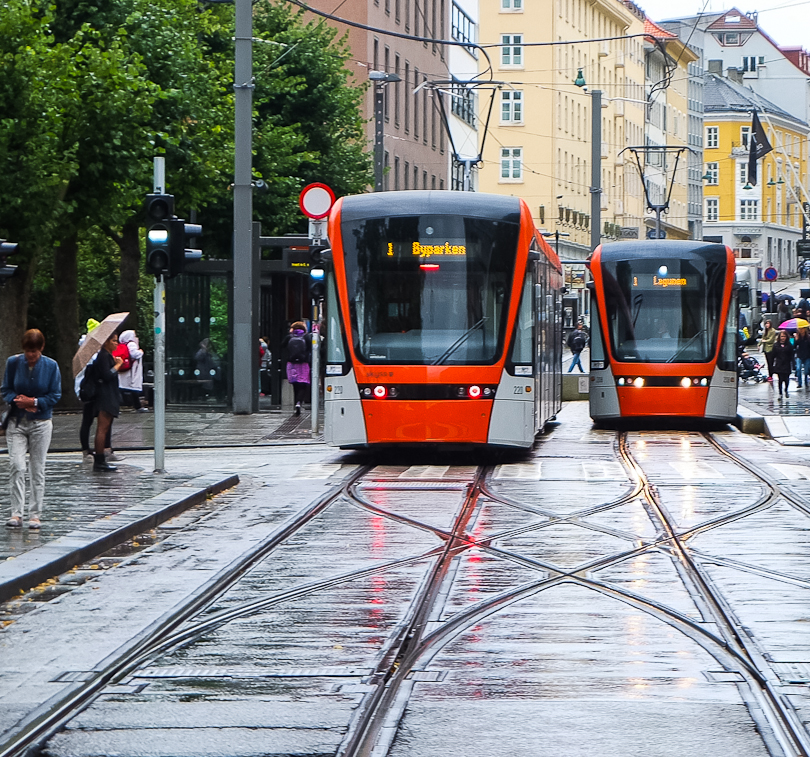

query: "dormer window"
xmin=726 ymin=14 xmax=740 ymax=23
xmin=724 ymin=32 xmax=739 ymax=45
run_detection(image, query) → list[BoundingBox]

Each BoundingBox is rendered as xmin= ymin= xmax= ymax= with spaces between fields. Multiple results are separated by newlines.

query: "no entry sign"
xmin=299 ymin=183 xmax=335 ymax=219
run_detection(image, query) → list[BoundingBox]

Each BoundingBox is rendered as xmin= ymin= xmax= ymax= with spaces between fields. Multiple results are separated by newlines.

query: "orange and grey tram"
xmin=321 ymin=191 xmax=563 ymax=448
xmin=588 ymin=240 xmax=739 ymax=424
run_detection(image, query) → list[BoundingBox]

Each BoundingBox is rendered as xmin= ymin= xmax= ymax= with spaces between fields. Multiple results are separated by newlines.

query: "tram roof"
xmin=338 ymin=191 xmax=523 ymax=223
xmin=598 ymin=240 xmax=729 ymax=262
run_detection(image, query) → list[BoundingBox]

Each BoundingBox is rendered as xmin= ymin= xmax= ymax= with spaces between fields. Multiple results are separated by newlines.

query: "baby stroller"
xmin=738 ymin=352 xmax=765 ymax=382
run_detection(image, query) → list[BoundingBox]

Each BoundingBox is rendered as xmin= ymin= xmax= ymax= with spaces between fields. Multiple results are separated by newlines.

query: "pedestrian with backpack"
xmin=117 ymin=330 xmax=146 ymax=411
xmin=283 ymin=321 xmax=310 ymax=416
xmin=566 ymin=323 xmax=589 ymax=373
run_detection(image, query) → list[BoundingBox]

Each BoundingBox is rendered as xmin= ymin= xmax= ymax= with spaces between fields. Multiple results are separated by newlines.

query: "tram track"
xmin=618 ymin=431 xmax=810 ymax=757
xmin=6 ymin=436 xmax=810 ymax=757
xmin=0 ymin=466 xmax=378 ymax=757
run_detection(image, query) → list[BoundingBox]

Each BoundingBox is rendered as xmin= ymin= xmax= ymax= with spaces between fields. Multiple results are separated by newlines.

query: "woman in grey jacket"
xmin=1 ymin=329 xmax=61 ymax=529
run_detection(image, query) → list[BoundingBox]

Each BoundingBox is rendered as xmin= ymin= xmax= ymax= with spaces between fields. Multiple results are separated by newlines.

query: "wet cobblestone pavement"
xmin=0 ymin=461 xmax=192 ymax=561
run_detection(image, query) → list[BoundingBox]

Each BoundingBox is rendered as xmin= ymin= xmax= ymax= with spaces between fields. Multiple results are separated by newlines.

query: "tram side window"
xmin=326 ymin=273 xmax=347 ymax=364
xmin=510 ymin=273 xmax=533 ymax=366
xmin=718 ymin=290 xmax=738 ymax=372
xmin=589 ymin=297 xmax=606 ymax=369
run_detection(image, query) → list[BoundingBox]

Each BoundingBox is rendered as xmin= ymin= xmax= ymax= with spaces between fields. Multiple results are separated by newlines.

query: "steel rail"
xmin=0 ymin=465 xmax=372 ymax=757
xmin=337 ymin=466 xmax=488 ymax=757
xmin=619 ymin=432 xmax=810 ymax=757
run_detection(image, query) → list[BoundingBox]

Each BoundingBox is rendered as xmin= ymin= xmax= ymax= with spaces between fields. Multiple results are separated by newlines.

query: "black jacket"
xmin=92 ymin=348 xmax=121 ymax=417
xmin=772 ymin=340 xmax=795 ymax=375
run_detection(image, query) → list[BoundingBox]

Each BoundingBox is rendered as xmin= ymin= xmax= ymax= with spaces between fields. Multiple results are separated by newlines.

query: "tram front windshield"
xmin=341 ymin=214 xmax=519 ymax=364
xmin=602 ymin=257 xmax=726 ymax=363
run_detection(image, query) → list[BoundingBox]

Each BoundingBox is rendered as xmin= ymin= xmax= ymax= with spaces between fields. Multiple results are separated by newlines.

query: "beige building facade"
xmin=476 ymin=0 xmax=646 ymax=259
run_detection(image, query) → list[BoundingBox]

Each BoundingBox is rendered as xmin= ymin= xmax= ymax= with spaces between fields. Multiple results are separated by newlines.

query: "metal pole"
xmin=152 ymin=158 xmax=166 ymax=473
xmin=655 ymin=206 xmax=662 ymax=239
xmin=153 ymin=277 xmax=166 ymax=473
xmin=374 ymin=83 xmax=384 ymax=192
xmin=590 ymin=90 xmax=602 ymax=252
xmin=311 ymin=309 xmax=320 ymax=436
xmin=232 ymin=0 xmax=255 ymax=413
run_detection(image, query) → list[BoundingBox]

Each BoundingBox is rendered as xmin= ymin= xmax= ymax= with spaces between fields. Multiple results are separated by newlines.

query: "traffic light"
xmin=145 ymin=193 xmax=174 ymax=277
xmin=309 ymin=245 xmax=330 ymax=301
xmin=169 ymin=219 xmax=203 ymax=277
xmin=0 ymin=240 xmax=19 ymax=284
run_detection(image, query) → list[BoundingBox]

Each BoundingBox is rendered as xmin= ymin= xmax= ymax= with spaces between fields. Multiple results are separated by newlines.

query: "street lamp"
xmin=370 ymin=70 xmax=401 ymax=192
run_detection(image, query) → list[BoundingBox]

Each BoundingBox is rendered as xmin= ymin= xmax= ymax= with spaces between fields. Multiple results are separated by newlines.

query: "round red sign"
xmin=298 ymin=183 xmax=335 ymax=219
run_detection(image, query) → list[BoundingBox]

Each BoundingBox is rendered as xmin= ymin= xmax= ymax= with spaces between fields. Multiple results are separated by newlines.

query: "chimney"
xmin=727 ymin=66 xmax=744 ymax=84
xmin=707 ymin=59 xmax=723 ymax=75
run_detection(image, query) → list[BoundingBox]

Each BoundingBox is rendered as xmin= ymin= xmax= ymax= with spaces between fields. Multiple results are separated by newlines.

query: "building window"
xmin=414 ymin=69 xmax=419 ymax=139
xmin=404 ymin=63 xmax=410 ymax=133
xmin=394 ymin=55 xmax=401 ymax=127
xmin=404 ymin=161 xmax=409 ymax=188
xmin=706 ymin=126 xmax=718 ymax=149
xmin=501 ymin=90 xmax=523 ymax=124
xmin=705 ymin=162 xmax=719 ymax=185
xmin=501 ymin=0 xmax=522 ymax=9
xmin=739 ymin=161 xmax=748 ymax=185
xmin=741 ymin=126 xmax=750 ymax=149
xmin=501 ymin=34 xmax=523 ymax=67
xmin=742 ymin=55 xmax=756 ymax=71
xmin=451 ymin=3 xmax=476 ymax=57
xmin=394 ymin=156 xmax=400 ymax=190
xmin=740 ymin=199 xmax=759 ymax=221
xmin=500 ymin=147 xmax=523 ymax=181
xmin=706 ymin=197 xmax=719 ymax=222
xmin=451 ymin=79 xmax=476 ymax=127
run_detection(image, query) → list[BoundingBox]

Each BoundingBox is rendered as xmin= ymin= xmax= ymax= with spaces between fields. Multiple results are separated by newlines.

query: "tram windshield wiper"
xmin=667 ymin=329 xmax=705 ymax=363
xmin=432 ymin=317 xmax=488 ymax=365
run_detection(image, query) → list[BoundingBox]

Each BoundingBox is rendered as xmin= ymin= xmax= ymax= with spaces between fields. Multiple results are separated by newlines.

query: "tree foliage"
xmin=0 ymin=0 xmax=372 ymax=395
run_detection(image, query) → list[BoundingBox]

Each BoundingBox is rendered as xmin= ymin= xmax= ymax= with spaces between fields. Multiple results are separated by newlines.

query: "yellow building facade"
xmin=476 ymin=0 xmax=646 ymax=258
xmin=703 ymin=72 xmax=809 ymax=274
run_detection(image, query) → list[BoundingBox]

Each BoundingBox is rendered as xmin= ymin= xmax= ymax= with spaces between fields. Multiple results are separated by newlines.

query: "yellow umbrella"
xmin=778 ymin=318 xmax=810 ymax=331
xmin=72 ymin=312 xmax=129 ymax=377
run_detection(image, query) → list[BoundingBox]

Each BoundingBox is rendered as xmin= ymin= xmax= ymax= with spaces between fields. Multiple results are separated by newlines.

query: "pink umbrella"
xmin=778 ymin=318 xmax=810 ymax=331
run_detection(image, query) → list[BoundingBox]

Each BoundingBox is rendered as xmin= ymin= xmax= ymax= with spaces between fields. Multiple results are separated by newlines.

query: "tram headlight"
xmin=680 ymin=377 xmax=691 ymax=388
xmin=362 ymin=387 xmax=372 ymax=397
xmin=700 ymin=378 xmax=708 ymax=387
xmin=633 ymin=377 xmax=645 ymax=388
xmin=373 ymin=385 xmax=388 ymax=399
xmin=468 ymin=385 xmax=482 ymax=398
xmin=617 ymin=377 xmax=626 ymax=386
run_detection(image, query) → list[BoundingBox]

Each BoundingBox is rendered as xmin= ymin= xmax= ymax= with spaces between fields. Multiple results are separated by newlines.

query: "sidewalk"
xmin=1 ymin=406 xmax=317 ymax=455
xmin=0 ymin=406 xmax=317 ymax=603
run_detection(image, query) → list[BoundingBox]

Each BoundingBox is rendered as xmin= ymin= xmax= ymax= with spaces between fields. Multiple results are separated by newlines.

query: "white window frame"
xmin=741 ymin=126 xmax=751 ymax=149
xmin=500 ymin=147 xmax=523 ymax=182
xmin=739 ymin=161 xmax=748 ymax=185
xmin=501 ymin=34 xmax=523 ymax=67
xmin=739 ymin=199 xmax=759 ymax=221
xmin=501 ymin=0 xmax=523 ymax=10
xmin=705 ymin=126 xmax=718 ymax=149
xmin=705 ymin=162 xmax=719 ymax=185
xmin=705 ymin=197 xmax=719 ymax=222
xmin=500 ymin=90 xmax=523 ymax=124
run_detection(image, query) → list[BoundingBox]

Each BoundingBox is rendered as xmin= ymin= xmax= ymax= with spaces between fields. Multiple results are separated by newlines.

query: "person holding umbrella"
xmin=90 ymin=333 xmax=124 ymax=471
xmin=1 ymin=329 xmax=61 ymax=529
xmin=796 ymin=325 xmax=810 ymax=389
xmin=72 ymin=312 xmax=128 ymax=471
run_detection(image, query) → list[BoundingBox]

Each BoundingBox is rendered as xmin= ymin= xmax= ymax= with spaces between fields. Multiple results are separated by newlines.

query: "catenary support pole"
xmin=590 ymin=90 xmax=602 ymax=252
xmin=153 ymin=158 xmax=166 ymax=473
xmin=232 ymin=0 xmax=256 ymax=413
xmin=373 ymin=83 xmax=384 ymax=192
xmin=311 ymin=306 xmax=320 ymax=437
